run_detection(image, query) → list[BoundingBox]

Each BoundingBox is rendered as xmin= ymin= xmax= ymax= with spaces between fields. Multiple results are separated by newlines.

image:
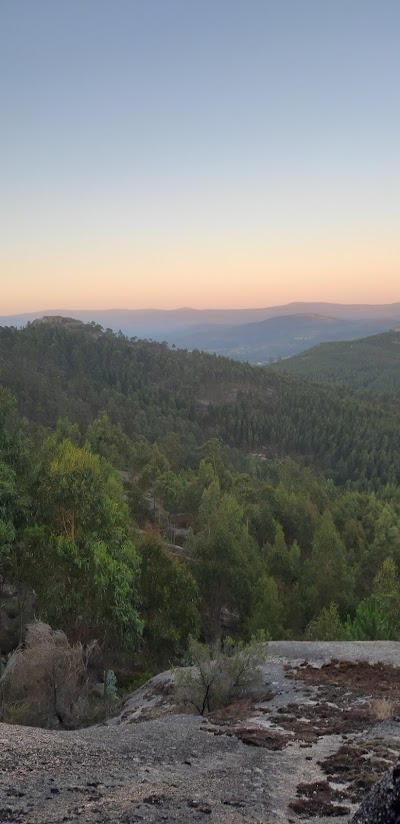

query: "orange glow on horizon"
xmin=2 ymin=239 xmax=400 ymax=314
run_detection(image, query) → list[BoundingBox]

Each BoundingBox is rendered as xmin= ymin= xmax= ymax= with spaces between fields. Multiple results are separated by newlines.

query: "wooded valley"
xmin=1 ymin=318 xmax=400 ymax=688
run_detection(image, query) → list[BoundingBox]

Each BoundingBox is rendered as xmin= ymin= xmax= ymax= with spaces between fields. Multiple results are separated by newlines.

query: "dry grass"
xmin=369 ymin=697 xmax=395 ymax=721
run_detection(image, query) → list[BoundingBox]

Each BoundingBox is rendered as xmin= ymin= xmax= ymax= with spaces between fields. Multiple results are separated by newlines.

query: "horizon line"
xmin=2 ymin=299 xmax=400 ymax=316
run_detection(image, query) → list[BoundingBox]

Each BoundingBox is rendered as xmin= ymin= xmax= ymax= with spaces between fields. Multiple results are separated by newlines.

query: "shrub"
xmin=345 ymin=596 xmax=394 ymax=640
xmin=121 ymin=670 xmax=155 ymax=694
xmin=305 ymin=602 xmax=346 ymax=641
xmin=176 ymin=635 xmax=267 ymax=715
xmin=0 ymin=621 xmax=99 ymax=728
xmin=103 ymin=669 xmax=118 ymax=699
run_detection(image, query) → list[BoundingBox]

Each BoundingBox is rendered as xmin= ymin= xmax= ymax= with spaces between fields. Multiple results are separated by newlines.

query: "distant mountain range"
xmin=273 ymin=329 xmax=400 ymax=393
xmin=1 ymin=302 xmax=400 ymax=362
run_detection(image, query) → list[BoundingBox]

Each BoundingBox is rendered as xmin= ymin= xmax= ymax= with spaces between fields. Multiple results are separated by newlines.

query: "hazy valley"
xmin=2 ymin=302 xmax=400 ymax=363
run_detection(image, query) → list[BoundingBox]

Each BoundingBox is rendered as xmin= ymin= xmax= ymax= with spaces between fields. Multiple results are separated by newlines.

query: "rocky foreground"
xmin=1 ymin=641 xmax=400 ymax=824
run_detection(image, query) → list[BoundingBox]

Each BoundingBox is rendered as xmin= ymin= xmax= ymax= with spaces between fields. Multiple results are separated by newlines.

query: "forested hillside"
xmin=274 ymin=329 xmax=400 ymax=394
xmin=1 ymin=317 xmax=400 ymax=683
xmin=0 ymin=318 xmax=399 ymax=488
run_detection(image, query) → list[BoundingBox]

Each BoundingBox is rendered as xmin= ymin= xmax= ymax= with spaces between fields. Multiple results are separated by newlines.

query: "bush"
xmin=103 ymin=669 xmax=118 ymax=699
xmin=345 ymin=597 xmax=394 ymax=640
xmin=176 ymin=635 xmax=267 ymax=715
xmin=121 ymin=670 xmax=155 ymax=695
xmin=305 ymin=603 xmax=346 ymax=641
xmin=0 ymin=621 xmax=100 ymax=728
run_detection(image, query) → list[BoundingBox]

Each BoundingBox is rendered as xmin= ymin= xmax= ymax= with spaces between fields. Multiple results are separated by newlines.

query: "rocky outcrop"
xmin=32 ymin=316 xmax=86 ymax=328
xmin=351 ymin=762 xmax=400 ymax=823
xmin=1 ymin=641 xmax=400 ymax=822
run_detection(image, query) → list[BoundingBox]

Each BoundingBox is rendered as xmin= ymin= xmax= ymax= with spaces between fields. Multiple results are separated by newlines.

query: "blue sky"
xmin=1 ymin=1 xmax=400 ymax=310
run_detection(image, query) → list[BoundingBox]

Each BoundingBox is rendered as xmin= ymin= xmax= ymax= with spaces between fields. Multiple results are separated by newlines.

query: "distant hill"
xmin=173 ymin=313 xmax=400 ymax=362
xmin=1 ymin=316 xmax=400 ymax=488
xmin=1 ymin=301 xmax=400 ymax=349
xmin=274 ymin=329 xmax=400 ymax=393
xmin=256 ymin=301 xmax=400 ymax=319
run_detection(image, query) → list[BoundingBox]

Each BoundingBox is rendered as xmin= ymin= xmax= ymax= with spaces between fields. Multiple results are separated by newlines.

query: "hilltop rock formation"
xmin=31 ymin=315 xmax=87 ymax=328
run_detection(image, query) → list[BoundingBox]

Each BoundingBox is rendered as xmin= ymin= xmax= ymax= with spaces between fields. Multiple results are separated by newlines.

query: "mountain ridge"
xmin=2 ymin=299 xmax=400 ymax=327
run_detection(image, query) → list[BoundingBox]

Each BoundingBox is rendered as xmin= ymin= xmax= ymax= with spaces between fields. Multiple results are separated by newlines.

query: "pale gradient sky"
xmin=1 ymin=0 xmax=400 ymax=312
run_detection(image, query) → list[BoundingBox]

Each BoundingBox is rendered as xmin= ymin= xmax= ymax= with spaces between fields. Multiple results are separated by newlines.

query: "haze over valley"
xmin=2 ymin=301 xmax=400 ymax=363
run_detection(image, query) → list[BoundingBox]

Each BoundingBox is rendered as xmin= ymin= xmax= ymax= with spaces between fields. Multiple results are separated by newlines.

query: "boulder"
xmin=351 ymin=761 xmax=400 ymax=823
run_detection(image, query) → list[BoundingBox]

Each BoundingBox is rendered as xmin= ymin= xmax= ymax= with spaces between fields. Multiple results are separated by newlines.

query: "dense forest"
xmin=1 ymin=317 xmax=400 ymax=687
xmin=1 ymin=318 xmax=400 ymax=488
xmin=274 ymin=329 xmax=400 ymax=394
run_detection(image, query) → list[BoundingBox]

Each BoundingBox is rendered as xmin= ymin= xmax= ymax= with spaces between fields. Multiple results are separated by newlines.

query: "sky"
xmin=1 ymin=0 xmax=400 ymax=312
